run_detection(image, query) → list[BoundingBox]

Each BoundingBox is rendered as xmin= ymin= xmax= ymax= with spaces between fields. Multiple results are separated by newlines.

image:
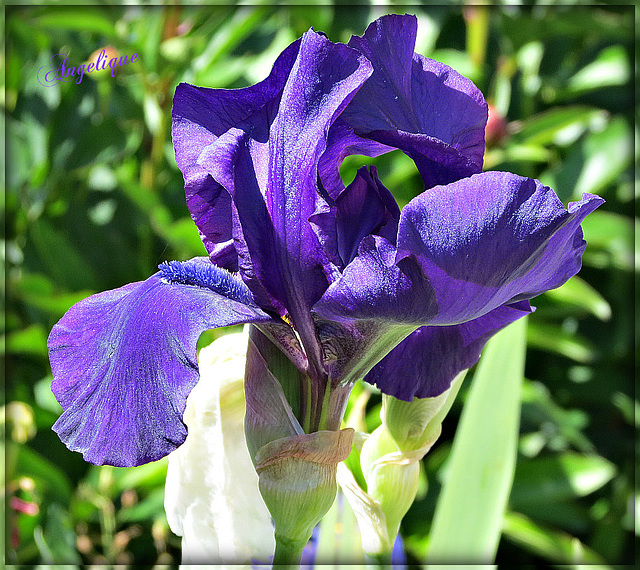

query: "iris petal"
xmin=199 ymin=29 xmax=373 ymax=374
xmin=321 ymin=14 xmax=488 ymax=195
xmin=364 ymin=301 xmax=533 ymax=400
xmin=48 ymin=265 xmax=274 ymax=467
xmin=397 ymin=171 xmax=604 ymax=325
xmin=316 ymin=172 xmax=602 ymax=328
xmin=314 ymin=234 xmax=436 ymax=326
xmin=172 ymin=41 xmax=301 ymax=267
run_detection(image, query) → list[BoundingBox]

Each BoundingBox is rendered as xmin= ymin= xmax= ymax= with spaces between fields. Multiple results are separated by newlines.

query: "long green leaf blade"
xmin=426 ymin=317 xmax=527 ymax=564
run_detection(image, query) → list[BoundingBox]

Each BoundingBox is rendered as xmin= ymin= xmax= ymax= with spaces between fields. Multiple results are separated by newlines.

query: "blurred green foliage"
xmin=3 ymin=1 xmax=637 ymax=567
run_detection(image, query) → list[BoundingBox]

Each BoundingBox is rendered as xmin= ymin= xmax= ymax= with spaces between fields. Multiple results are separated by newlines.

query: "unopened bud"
xmin=359 ymin=425 xmax=423 ymax=546
xmin=349 ymin=372 xmax=467 ymax=555
xmin=255 ymin=429 xmax=354 ymax=563
xmin=383 ymin=370 xmax=467 ymax=451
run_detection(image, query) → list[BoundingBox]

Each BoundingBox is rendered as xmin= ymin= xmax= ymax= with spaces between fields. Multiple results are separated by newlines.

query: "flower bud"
xmin=383 ymin=370 xmax=467 ymax=451
xmin=255 ymin=429 xmax=354 ymax=563
xmin=359 ymin=424 xmax=422 ymax=546
xmin=346 ymin=371 xmax=467 ymax=556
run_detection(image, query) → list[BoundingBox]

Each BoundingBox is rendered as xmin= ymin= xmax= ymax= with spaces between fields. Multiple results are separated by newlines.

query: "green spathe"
xmin=255 ymin=429 xmax=354 ymax=565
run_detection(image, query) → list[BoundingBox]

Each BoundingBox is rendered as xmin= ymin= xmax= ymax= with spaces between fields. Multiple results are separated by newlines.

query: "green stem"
xmin=273 ymin=535 xmax=307 ymax=568
xmin=316 ymin=380 xmax=332 ymax=431
xmin=365 ymin=550 xmax=393 ymax=569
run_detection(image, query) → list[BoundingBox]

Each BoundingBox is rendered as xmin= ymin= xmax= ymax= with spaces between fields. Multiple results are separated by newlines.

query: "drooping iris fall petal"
xmin=364 ymin=301 xmax=533 ymax=400
xmin=48 ymin=260 xmax=274 ymax=467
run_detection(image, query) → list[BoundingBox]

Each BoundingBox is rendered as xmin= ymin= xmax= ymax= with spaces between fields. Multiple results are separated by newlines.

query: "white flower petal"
xmin=164 ymin=330 xmax=275 ymax=564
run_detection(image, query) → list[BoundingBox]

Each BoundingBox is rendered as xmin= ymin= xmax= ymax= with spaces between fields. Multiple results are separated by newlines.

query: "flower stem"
xmin=365 ymin=550 xmax=392 ymax=569
xmin=273 ymin=535 xmax=307 ymax=568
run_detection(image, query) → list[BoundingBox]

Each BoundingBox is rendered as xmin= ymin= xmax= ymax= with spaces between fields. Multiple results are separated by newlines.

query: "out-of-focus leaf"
xmin=520 ymin=380 xmax=594 ymax=454
xmin=427 ymin=318 xmax=526 ymax=564
xmin=193 ymin=6 xmax=272 ymax=74
xmin=527 ymin=322 xmax=596 ymax=363
xmin=315 ymin=491 xmax=367 ymax=566
xmin=111 ymin=458 xmax=169 ymax=495
xmin=580 ymin=210 xmax=634 ymax=271
xmin=511 ymin=499 xmax=591 ymax=534
xmin=572 ymin=118 xmax=632 ymax=197
xmin=510 ymin=453 xmax=616 ymax=507
xmin=3 ymin=324 xmax=49 ymax=357
xmin=16 ymin=272 xmax=94 ymax=317
xmin=35 ymin=504 xmax=82 ymax=564
xmin=29 ymin=218 xmax=99 ymax=290
xmin=15 ymin=444 xmax=73 ymax=502
xmin=566 ymin=45 xmax=630 ymax=95
xmin=547 ymin=117 xmax=632 ymax=202
xmin=483 ymin=144 xmax=552 ymax=170
xmin=503 ymin=511 xmax=607 ymax=564
xmin=512 ymin=106 xmax=608 ymax=147
xmin=34 ymin=376 xmax=62 ymax=415
xmin=35 ymin=9 xmax=116 ymax=37
xmin=542 ymin=276 xmax=611 ymax=321
xmin=611 ymin=392 xmax=639 ymax=427
xmin=117 ymin=488 xmax=165 ymax=523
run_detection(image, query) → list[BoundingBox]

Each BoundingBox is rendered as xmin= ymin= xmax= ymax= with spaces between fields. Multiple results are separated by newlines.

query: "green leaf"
xmin=580 ymin=210 xmax=634 ymax=271
xmin=566 ymin=45 xmax=630 ymax=95
xmin=426 ymin=317 xmax=527 ymax=564
xmin=510 ymin=453 xmax=616 ymax=507
xmin=36 ymin=504 xmax=82 ymax=564
xmin=14 ymin=444 xmax=73 ymax=503
xmin=503 ymin=511 xmax=607 ymax=565
xmin=526 ymin=322 xmax=596 ymax=363
xmin=542 ymin=276 xmax=611 ymax=321
xmin=110 ymin=457 xmax=169 ymax=495
xmin=117 ymin=488 xmax=166 ymax=524
xmin=512 ymin=106 xmax=607 ymax=147
xmin=315 ymin=490 xmax=367 ymax=566
xmin=520 ymin=380 xmax=595 ymax=454
xmin=16 ymin=272 xmax=94 ymax=317
xmin=548 ymin=117 xmax=632 ymax=202
xmin=3 ymin=324 xmax=49 ymax=357
xmin=35 ymin=9 xmax=116 ymax=37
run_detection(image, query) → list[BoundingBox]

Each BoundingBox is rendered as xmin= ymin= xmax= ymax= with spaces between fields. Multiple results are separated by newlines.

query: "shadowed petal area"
xmin=321 ymin=14 xmax=487 ymax=194
xmin=334 ymin=166 xmax=400 ymax=266
xmin=48 ymin=262 xmax=274 ymax=467
xmin=314 ymin=234 xmax=437 ymax=325
xmin=364 ymin=301 xmax=533 ymax=400
xmin=311 ymin=166 xmax=400 ymax=269
xmin=397 ymin=171 xmax=605 ymax=325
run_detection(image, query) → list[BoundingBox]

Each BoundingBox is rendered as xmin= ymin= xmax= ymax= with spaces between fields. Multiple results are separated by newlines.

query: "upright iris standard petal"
xmin=172 ymin=41 xmax=300 ymax=266
xmin=48 ymin=262 xmax=274 ymax=467
xmin=320 ymin=14 xmax=488 ymax=196
xmin=334 ymin=166 xmax=400 ymax=266
xmin=198 ymin=30 xmax=373 ymax=373
xmin=311 ymin=166 xmax=400 ymax=269
xmin=364 ymin=301 xmax=533 ymax=401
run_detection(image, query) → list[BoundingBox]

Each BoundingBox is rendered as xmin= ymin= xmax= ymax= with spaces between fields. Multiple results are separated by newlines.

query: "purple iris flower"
xmin=48 ymin=15 xmax=602 ymax=468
